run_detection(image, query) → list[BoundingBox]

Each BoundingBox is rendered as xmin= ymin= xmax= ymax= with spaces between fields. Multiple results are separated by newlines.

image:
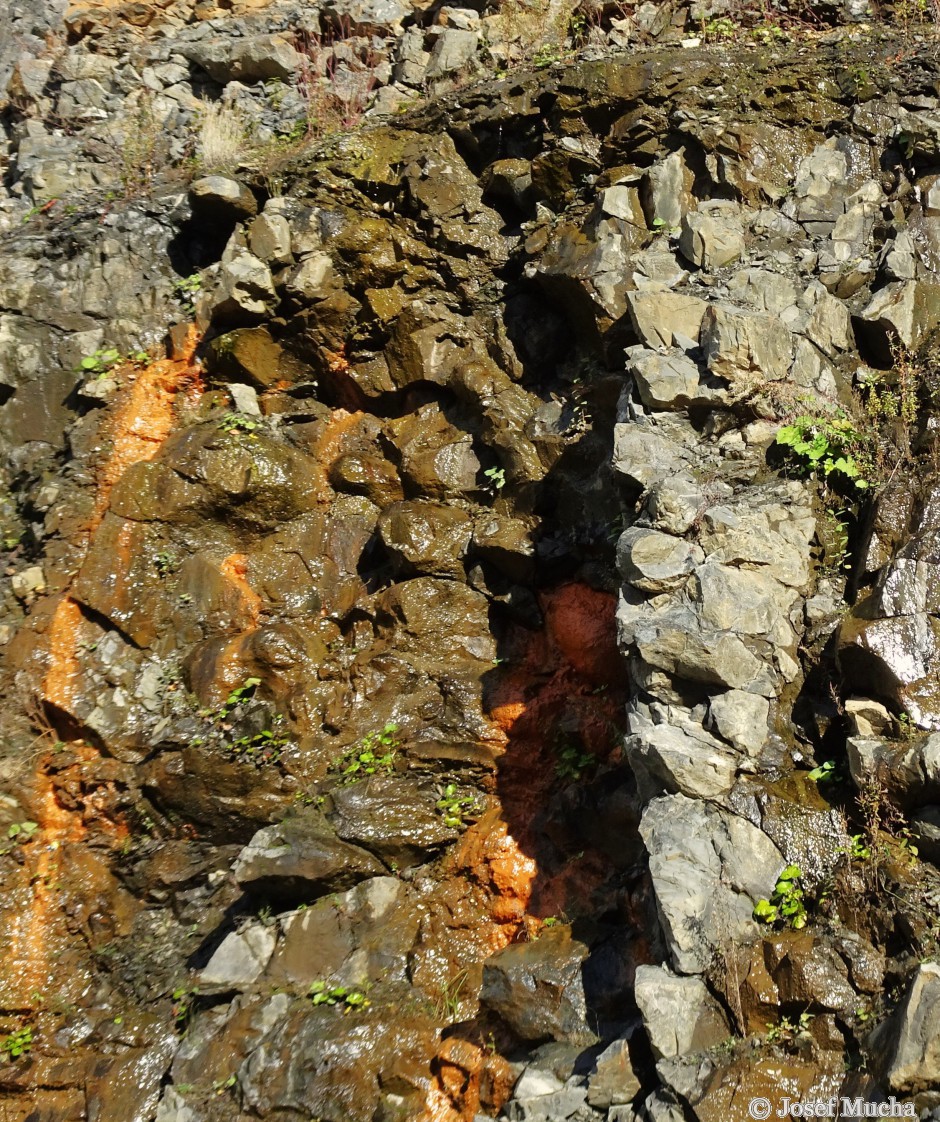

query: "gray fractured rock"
xmin=626 ymin=704 xmax=740 ymax=800
xmin=627 ymin=290 xmax=708 ymax=348
xmin=480 ymin=928 xmax=591 ymax=1042
xmin=265 ymin=876 xmax=421 ymax=988
xmin=845 ymin=733 xmax=940 ymax=805
xmin=503 ymin=1085 xmax=590 ymax=1122
xmin=627 ymin=347 xmax=722 ymax=412
xmin=617 ymin=599 xmax=775 ymax=695
xmin=616 ymin=527 xmax=703 ymax=593
xmin=728 ymin=267 xmax=799 ymax=314
xmin=886 ymin=962 xmax=940 ymax=1093
xmin=634 ymin=964 xmax=730 ymax=1059
xmin=189 ymin=176 xmax=259 ymax=222
xmin=857 ymin=280 xmax=940 ymax=360
xmin=200 ymin=923 xmax=277 ymax=987
xmin=701 ymin=303 xmax=794 ymax=386
xmin=586 ymin=1033 xmax=641 ymax=1108
xmin=644 ymin=473 xmax=708 ymax=536
xmin=205 ymin=248 xmax=277 ymax=323
xmin=232 ymin=810 xmax=386 ymax=902
xmin=612 ymin=425 xmax=688 ymax=490
xmin=425 ymin=28 xmax=479 ymax=80
xmin=285 ymin=252 xmax=335 ymax=300
xmin=641 ymin=150 xmax=695 ymax=229
xmin=707 ymin=690 xmax=770 ymax=755
xmin=678 ymin=205 xmax=745 ymax=270
xmin=640 ymin=794 xmax=785 ymax=974
xmin=784 ymin=140 xmax=849 ymax=232
xmin=181 ymin=34 xmax=303 ymax=84
xmin=693 ymin=563 xmax=798 ymax=648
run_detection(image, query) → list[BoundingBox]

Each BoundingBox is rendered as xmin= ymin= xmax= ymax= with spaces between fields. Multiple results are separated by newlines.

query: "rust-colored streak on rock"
xmin=90 ymin=325 xmax=199 ymax=530
xmin=219 ymin=552 xmax=263 ymax=626
xmin=310 ymin=408 xmax=365 ymax=499
xmin=42 ymin=597 xmax=84 ymax=714
xmin=23 ymin=332 xmax=200 ymax=1013
xmin=542 ymin=581 xmax=619 ymax=684
xmin=9 ymin=758 xmax=86 ymax=1001
xmin=427 ymin=582 xmax=626 ymax=1122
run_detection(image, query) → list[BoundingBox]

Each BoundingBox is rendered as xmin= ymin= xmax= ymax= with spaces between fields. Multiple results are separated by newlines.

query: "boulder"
xmin=480 ymin=928 xmax=591 ymax=1042
xmin=200 ymin=924 xmax=277 ymax=987
xmin=616 ymin=527 xmax=702 ymax=593
xmin=586 ymin=1033 xmax=641 ymax=1109
xmin=232 ymin=810 xmax=386 ymax=902
xmin=640 ymin=794 xmax=786 ymax=974
xmin=701 ymin=303 xmax=793 ymax=386
xmin=885 ymin=962 xmax=940 ymax=1093
xmin=678 ymin=205 xmax=745 ymax=270
xmin=634 ymin=964 xmax=730 ymax=1059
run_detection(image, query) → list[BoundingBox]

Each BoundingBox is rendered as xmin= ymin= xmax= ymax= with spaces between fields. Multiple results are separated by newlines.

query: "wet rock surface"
xmin=2 ymin=3 xmax=940 ymax=1122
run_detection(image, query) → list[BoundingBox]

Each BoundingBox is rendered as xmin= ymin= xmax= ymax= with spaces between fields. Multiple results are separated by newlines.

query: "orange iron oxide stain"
xmin=219 ymin=552 xmax=263 ymax=626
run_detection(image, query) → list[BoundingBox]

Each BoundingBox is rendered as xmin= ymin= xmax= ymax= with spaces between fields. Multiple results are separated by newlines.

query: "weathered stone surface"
xmin=885 ymin=962 xmax=940 ymax=1093
xmin=190 ymin=176 xmax=258 ymax=222
xmin=856 ymin=280 xmax=940 ymax=363
xmin=640 ymin=794 xmax=785 ymax=974
xmin=377 ymin=499 xmax=473 ymax=577
xmin=641 ymin=151 xmax=695 ymax=229
xmin=628 ymin=346 xmax=721 ymax=411
xmin=617 ymin=527 xmax=702 ymax=593
xmin=701 ymin=303 xmax=793 ymax=386
xmin=627 ymin=290 xmax=708 ymax=348
xmin=612 ymin=426 xmax=688 ymax=489
xmin=678 ymin=204 xmax=745 ymax=270
xmin=585 ymin=1034 xmax=641 ymax=1109
xmin=481 ymin=928 xmax=591 ymax=1042
xmin=328 ymin=777 xmax=458 ymax=866
xmin=707 ymin=690 xmax=770 ymax=755
xmin=232 ymin=810 xmax=386 ymax=901
xmin=635 ymin=964 xmax=730 ymax=1059
xmin=200 ymin=923 xmax=277 ymax=987
xmin=627 ymin=703 xmax=740 ymax=799
xmin=266 ymin=877 xmax=421 ymax=988
xmin=182 ymin=34 xmax=303 ymax=84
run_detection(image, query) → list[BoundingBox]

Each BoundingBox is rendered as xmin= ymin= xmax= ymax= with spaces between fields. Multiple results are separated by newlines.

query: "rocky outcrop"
xmin=2 ymin=3 xmax=940 ymax=1122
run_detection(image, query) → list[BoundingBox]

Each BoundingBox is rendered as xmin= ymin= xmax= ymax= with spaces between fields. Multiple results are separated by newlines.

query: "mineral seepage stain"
xmin=3 ymin=3 xmax=940 ymax=1120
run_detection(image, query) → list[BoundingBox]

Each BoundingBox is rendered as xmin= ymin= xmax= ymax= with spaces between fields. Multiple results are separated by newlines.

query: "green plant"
xmin=228 ymin=720 xmax=290 ymax=765
xmin=332 ymin=723 xmax=400 ymax=782
xmin=0 ymin=1026 xmax=33 ymax=1060
xmin=171 ymin=986 xmax=198 ymax=1031
xmin=766 ymin=1010 xmax=814 ymax=1045
xmin=173 ymin=273 xmax=202 ymax=311
xmin=154 ymin=551 xmax=179 ymax=577
xmin=846 ymin=834 xmax=871 ymax=861
xmin=807 ymin=760 xmax=836 ymax=783
xmin=308 ymin=981 xmax=369 ymax=1010
xmin=436 ymin=784 xmax=478 ymax=829
xmin=533 ymin=43 xmax=565 ymax=67
xmin=701 ymin=15 xmax=737 ymax=39
xmin=554 ymin=737 xmax=594 ymax=783
xmin=435 ymin=968 xmax=469 ymax=1021
xmin=7 ymin=821 xmax=38 ymax=841
xmin=219 ymin=413 xmax=260 ymax=434
xmin=483 ymin=466 xmax=506 ymax=492
xmin=775 ymin=415 xmax=868 ymax=491
xmin=753 ymin=865 xmax=808 ymax=930
xmin=77 ymin=348 xmax=122 ymax=376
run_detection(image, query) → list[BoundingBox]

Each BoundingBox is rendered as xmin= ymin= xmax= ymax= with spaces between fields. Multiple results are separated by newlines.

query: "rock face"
xmin=0 ymin=4 xmax=938 ymax=1122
